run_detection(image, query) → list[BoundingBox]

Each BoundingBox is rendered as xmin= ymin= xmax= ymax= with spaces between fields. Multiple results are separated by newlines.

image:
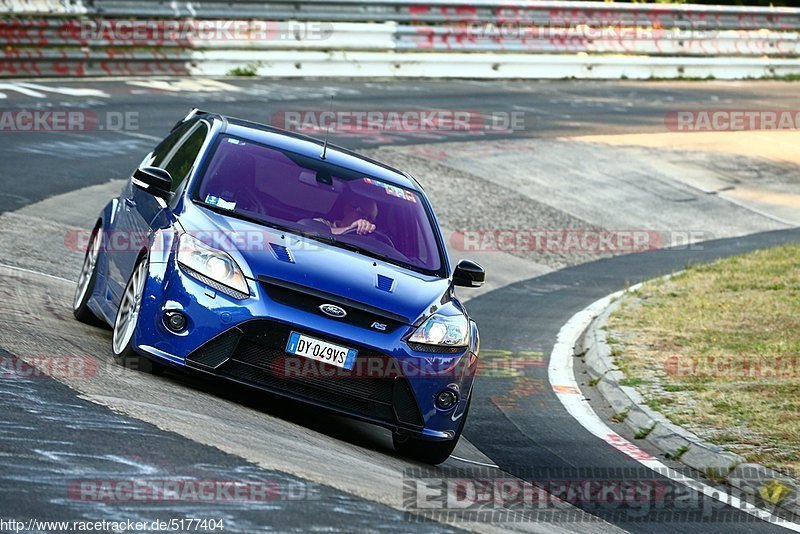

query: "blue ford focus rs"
xmin=73 ymin=109 xmax=485 ymax=464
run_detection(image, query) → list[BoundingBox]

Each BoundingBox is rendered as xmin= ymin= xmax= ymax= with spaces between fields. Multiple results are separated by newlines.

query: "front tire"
xmin=73 ymin=226 xmax=105 ymax=327
xmin=112 ymin=257 xmax=161 ymax=374
xmin=393 ymin=396 xmax=471 ymax=465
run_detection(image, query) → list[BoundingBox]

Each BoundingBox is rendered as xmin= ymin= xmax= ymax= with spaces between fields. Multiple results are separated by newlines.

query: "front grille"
xmin=190 ymin=329 xmax=241 ymax=369
xmin=185 ymin=320 xmax=424 ymax=428
xmin=258 ymin=276 xmax=406 ymax=333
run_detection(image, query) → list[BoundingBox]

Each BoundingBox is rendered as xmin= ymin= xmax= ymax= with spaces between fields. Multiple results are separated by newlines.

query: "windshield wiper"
xmin=197 ymin=202 xmax=322 ymax=240
xmin=196 ymin=202 xmax=266 ymax=226
xmin=327 ymin=236 xmax=406 ymax=268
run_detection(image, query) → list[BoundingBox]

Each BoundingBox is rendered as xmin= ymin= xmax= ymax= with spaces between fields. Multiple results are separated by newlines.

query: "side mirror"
xmin=132 ymin=166 xmax=172 ymax=199
xmin=453 ymin=259 xmax=485 ymax=288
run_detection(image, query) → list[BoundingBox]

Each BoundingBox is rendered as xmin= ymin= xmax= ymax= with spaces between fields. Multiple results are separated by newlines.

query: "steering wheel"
xmin=342 ymin=227 xmax=395 ymax=248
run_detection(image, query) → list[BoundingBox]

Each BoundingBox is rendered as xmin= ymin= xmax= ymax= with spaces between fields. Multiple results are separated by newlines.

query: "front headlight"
xmin=177 ymin=233 xmax=249 ymax=297
xmin=408 ymin=313 xmax=470 ymax=347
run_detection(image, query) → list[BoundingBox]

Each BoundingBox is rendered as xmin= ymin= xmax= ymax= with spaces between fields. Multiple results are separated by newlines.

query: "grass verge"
xmin=608 ymin=244 xmax=800 ymax=474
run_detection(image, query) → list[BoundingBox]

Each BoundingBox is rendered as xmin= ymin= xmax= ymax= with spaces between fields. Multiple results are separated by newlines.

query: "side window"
xmin=149 ymin=121 xmax=194 ymax=168
xmin=163 ymin=123 xmax=209 ymax=192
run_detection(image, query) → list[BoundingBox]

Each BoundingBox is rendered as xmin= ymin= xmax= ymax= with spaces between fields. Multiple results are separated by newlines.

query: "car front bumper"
xmin=134 ymin=258 xmax=478 ymax=440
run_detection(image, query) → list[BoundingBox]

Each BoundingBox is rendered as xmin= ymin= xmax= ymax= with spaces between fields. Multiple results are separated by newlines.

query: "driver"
xmin=316 ymin=197 xmax=378 ymax=236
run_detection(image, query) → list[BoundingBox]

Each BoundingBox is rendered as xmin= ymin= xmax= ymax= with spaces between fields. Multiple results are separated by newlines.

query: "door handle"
xmin=124 ymin=198 xmax=136 ymax=208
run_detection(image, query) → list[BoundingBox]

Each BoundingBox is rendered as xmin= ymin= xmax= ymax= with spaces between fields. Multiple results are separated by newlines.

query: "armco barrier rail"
xmin=1 ymin=0 xmax=800 ymax=78
xmin=91 ymin=0 xmax=800 ymax=29
xmin=394 ymin=26 xmax=800 ymax=56
xmin=2 ymin=0 xmax=86 ymax=15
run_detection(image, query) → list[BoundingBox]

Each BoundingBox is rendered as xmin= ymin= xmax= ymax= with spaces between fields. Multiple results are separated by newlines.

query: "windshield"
xmin=192 ymin=135 xmax=444 ymax=274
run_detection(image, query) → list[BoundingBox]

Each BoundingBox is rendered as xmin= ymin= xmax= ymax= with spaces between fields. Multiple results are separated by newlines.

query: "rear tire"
xmin=73 ymin=226 xmax=106 ymax=327
xmin=393 ymin=395 xmax=471 ymax=465
xmin=111 ymin=257 xmax=162 ymax=375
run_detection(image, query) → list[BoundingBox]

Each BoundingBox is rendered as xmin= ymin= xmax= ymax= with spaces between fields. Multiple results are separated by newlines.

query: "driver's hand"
xmin=350 ymin=218 xmax=376 ymax=235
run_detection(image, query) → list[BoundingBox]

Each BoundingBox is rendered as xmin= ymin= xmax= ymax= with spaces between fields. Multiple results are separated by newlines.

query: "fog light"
xmin=164 ymin=311 xmax=187 ymax=332
xmin=435 ymin=389 xmax=458 ymax=410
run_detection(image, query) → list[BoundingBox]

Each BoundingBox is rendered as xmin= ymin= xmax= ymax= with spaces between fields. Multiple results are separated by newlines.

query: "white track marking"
xmin=113 ymin=131 xmax=162 ymax=142
xmin=0 ymin=83 xmax=109 ymax=99
xmin=449 ymin=455 xmax=500 ymax=468
xmin=548 ymin=285 xmax=800 ymax=531
xmin=15 ymin=82 xmax=109 ymax=98
xmin=0 ymin=83 xmax=47 ymax=98
xmin=126 ymin=79 xmax=241 ymax=93
xmin=0 ymin=261 xmax=71 ymax=284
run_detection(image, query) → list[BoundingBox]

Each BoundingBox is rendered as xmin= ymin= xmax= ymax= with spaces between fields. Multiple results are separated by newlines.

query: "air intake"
xmin=269 ymin=243 xmax=294 ymax=263
xmin=375 ymin=274 xmax=395 ymax=293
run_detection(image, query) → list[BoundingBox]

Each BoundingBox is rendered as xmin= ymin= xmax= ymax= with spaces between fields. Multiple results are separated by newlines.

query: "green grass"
xmin=646 ymin=74 xmax=716 ymax=82
xmin=662 ymin=382 xmax=707 ymax=392
xmin=610 ymin=409 xmax=630 ymax=423
xmin=751 ymin=73 xmax=800 ymax=82
xmin=227 ymin=65 xmax=259 ymax=77
xmin=705 ymin=468 xmax=727 ymax=484
xmin=665 ymin=445 xmax=689 ymax=461
xmin=620 ymin=377 xmax=648 ymax=387
xmin=609 ymin=244 xmax=800 ymax=474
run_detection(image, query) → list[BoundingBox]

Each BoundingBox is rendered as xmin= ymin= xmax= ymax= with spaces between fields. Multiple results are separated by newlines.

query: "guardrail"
xmin=3 ymin=0 xmax=86 ymax=15
xmin=0 ymin=47 xmax=191 ymax=76
xmin=91 ymin=0 xmax=800 ymax=30
xmin=395 ymin=26 xmax=800 ymax=56
xmin=2 ymin=0 xmax=800 ymax=78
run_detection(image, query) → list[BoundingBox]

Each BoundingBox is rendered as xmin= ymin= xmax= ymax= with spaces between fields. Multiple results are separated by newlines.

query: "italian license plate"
xmin=285 ymin=332 xmax=357 ymax=370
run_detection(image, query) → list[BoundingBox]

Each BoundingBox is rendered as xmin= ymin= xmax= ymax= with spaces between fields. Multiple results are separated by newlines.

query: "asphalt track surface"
xmin=2 ymin=78 xmax=799 ymax=213
xmin=0 ymin=78 xmax=798 ymax=533
xmin=466 ymin=228 xmax=800 ymax=532
xmin=0 ymin=348 xmax=453 ymax=533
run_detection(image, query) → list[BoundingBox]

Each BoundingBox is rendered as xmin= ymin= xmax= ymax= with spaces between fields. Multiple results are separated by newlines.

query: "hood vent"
xmin=375 ymin=274 xmax=395 ymax=293
xmin=269 ymin=243 xmax=294 ymax=263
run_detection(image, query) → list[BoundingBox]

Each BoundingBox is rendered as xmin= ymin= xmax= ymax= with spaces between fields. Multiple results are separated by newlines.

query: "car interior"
xmin=196 ymin=136 xmax=441 ymax=272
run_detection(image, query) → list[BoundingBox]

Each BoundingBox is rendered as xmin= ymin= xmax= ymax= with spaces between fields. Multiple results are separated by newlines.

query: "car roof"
xmin=197 ymin=114 xmax=421 ymax=191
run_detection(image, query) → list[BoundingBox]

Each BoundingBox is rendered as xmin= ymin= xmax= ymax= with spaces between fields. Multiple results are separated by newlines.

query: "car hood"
xmin=181 ymin=203 xmax=451 ymax=324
